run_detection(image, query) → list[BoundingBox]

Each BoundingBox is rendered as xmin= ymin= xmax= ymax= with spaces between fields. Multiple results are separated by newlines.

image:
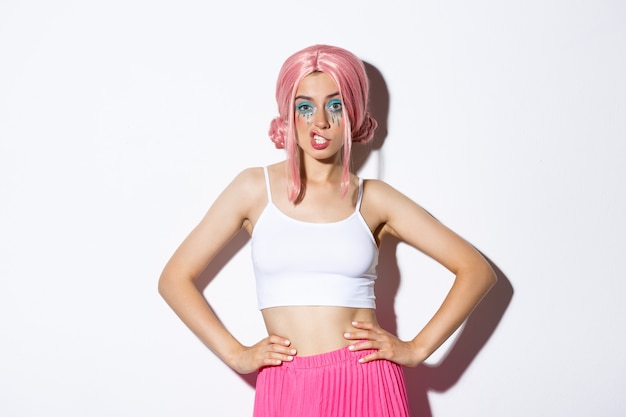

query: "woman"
xmin=158 ymin=44 xmax=496 ymax=417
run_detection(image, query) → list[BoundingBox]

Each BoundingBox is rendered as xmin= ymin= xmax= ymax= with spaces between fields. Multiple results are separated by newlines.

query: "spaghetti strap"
xmin=355 ymin=177 xmax=364 ymax=211
xmin=263 ymin=166 xmax=273 ymax=202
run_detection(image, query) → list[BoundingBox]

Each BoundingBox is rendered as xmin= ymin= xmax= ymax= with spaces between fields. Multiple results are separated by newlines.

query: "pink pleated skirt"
xmin=253 ymin=346 xmax=410 ymax=417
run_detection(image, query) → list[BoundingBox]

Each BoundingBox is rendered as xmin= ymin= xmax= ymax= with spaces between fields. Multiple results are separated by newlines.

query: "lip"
xmin=310 ymin=132 xmax=330 ymax=150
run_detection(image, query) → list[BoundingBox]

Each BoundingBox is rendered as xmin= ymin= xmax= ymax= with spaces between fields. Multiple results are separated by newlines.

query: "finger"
xmin=347 ymin=340 xmax=376 ymax=352
xmin=265 ymin=350 xmax=295 ymax=364
xmin=344 ymin=328 xmax=387 ymax=342
xmin=268 ymin=334 xmax=292 ymax=347
xmin=351 ymin=321 xmax=375 ymax=330
xmin=266 ymin=338 xmax=297 ymax=356
xmin=264 ymin=337 xmax=297 ymax=359
xmin=357 ymin=351 xmax=382 ymax=364
xmin=262 ymin=357 xmax=284 ymax=366
xmin=254 ymin=349 xmax=294 ymax=368
xmin=270 ymin=344 xmax=297 ymax=357
xmin=343 ymin=330 xmax=372 ymax=341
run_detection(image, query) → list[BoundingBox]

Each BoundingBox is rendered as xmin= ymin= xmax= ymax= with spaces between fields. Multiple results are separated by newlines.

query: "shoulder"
xmin=231 ymin=162 xmax=286 ymax=201
xmin=362 ymin=179 xmax=407 ymax=206
xmin=198 ymin=166 xmax=270 ymax=233
xmin=214 ymin=166 xmax=268 ymax=212
xmin=361 ymin=179 xmax=429 ymax=235
xmin=360 ymin=179 xmax=410 ymax=234
xmin=362 ymin=178 xmax=393 ymax=192
xmin=233 ymin=166 xmax=264 ymax=182
xmin=225 ymin=166 xmax=269 ymax=196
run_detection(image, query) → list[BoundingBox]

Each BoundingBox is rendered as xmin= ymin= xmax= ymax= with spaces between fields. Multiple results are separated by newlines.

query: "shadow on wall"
xmin=351 ymin=62 xmax=389 ymax=175
xmin=362 ymin=62 xmax=514 ymax=416
xmin=193 ymin=62 xmax=514 ymax=416
xmin=377 ymin=236 xmax=513 ymax=417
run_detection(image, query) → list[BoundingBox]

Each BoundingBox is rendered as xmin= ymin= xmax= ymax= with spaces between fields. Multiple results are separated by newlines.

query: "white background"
xmin=1 ymin=1 xmax=625 ymax=416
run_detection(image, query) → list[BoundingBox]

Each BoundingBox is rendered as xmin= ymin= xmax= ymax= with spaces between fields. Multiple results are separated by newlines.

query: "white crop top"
xmin=251 ymin=167 xmax=378 ymax=310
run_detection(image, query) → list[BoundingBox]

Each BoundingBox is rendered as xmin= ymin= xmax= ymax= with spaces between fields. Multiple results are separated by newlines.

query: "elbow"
xmin=157 ymin=276 xmax=166 ymax=298
xmin=482 ymin=261 xmax=498 ymax=291
xmin=158 ymin=266 xmax=196 ymax=302
xmin=462 ymin=256 xmax=497 ymax=294
xmin=157 ymin=271 xmax=172 ymax=299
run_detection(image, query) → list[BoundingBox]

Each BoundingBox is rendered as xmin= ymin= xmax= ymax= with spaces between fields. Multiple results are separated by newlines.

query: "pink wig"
xmin=268 ymin=44 xmax=378 ymax=202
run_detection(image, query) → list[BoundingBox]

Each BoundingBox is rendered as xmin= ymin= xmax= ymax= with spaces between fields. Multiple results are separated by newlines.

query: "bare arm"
xmin=347 ymin=180 xmax=497 ymax=366
xmin=158 ymin=168 xmax=295 ymax=373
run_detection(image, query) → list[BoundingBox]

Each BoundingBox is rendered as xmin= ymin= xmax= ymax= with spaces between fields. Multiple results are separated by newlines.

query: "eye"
xmin=296 ymin=102 xmax=316 ymax=116
xmin=327 ymin=99 xmax=343 ymax=113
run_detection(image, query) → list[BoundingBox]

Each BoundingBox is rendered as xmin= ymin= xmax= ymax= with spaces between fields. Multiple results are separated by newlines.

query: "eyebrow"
xmin=295 ymin=92 xmax=341 ymax=101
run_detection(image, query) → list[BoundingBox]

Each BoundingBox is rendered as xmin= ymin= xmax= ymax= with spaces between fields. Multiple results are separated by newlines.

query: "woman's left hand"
xmin=344 ymin=321 xmax=424 ymax=367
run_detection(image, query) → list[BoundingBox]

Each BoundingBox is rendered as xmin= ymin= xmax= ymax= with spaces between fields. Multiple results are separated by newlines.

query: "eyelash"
xmin=296 ymin=102 xmax=316 ymax=116
xmin=295 ymin=100 xmax=343 ymax=116
xmin=327 ymin=100 xmax=343 ymax=113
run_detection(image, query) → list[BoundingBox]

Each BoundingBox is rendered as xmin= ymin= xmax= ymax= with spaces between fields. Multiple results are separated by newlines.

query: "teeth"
xmin=313 ymin=135 xmax=327 ymax=144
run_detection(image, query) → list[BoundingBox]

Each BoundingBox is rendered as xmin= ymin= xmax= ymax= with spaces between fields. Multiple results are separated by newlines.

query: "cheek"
xmin=294 ymin=114 xmax=310 ymax=136
xmin=295 ymin=112 xmax=310 ymax=128
xmin=294 ymin=116 xmax=307 ymax=142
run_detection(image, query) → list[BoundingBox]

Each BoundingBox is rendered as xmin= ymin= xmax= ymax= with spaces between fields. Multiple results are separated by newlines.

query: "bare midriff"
xmin=261 ymin=306 xmax=378 ymax=357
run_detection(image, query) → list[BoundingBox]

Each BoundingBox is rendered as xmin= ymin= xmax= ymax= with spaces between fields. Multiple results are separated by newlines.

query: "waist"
xmin=261 ymin=306 xmax=377 ymax=357
xmin=273 ymin=345 xmax=377 ymax=369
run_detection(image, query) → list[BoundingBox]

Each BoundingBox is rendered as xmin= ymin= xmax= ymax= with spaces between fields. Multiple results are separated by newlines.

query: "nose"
xmin=312 ymin=109 xmax=330 ymax=129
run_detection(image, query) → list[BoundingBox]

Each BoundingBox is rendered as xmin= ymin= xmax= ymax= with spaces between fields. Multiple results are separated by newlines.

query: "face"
xmin=294 ymin=72 xmax=344 ymax=161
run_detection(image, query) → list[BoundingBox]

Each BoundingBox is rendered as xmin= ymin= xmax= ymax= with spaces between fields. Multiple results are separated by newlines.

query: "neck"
xmin=299 ymin=152 xmax=344 ymax=185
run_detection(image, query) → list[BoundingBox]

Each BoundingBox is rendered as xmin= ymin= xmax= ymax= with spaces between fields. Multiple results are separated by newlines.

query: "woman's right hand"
xmin=230 ymin=335 xmax=297 ymax=374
